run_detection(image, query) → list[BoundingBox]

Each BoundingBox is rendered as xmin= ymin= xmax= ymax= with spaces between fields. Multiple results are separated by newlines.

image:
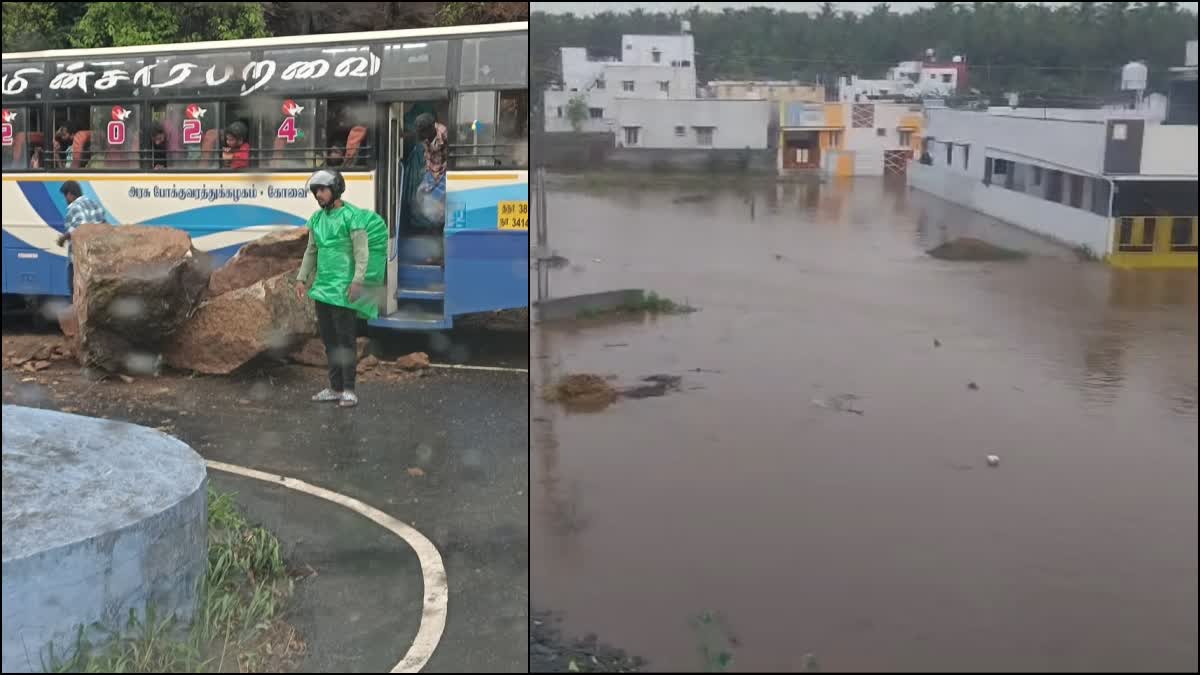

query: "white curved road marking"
xmin=205 ymin=460 xmax=447 ymax=673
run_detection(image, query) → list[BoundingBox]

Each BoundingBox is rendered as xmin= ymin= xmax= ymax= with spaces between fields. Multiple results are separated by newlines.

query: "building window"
xmin=589 ymin=108 xmax=603 ymax=119
xmin=1171 ymin=217 xmax=1197 ymax=251
xmin=945 ymin=142 xmax=952 ymax=166
xmin=1032 ymin=166 xmax=1043 ymax=185
xmin=929 ymin=73 xmax=936 ymax=80
xmin=1142 ymin=217 xmax=1157 ymax=246
xmin=1112 ymin=123 xmax=1127 ymax=140
xmin=681 ymin=60 xmax=691 ymax=67
xmin=595 ymin=79 xmax=606 ymax=90
xmin=1119 ymin=218 xmax=1135 ymax=246
xmin=659 ymin=81 xmax=670 ymax=94
xmin=941 ymin=73 xmax=953 ymax=83
xmin=899 ymin=130 xmax=913 ymax=146
xmin=674 ymin=125 xmax=685 ymax=137
xmin=829 ymin=131 xmax=843 ymax=148
xmin=652 ymin=49 xmax=661 ymax=63
xmin=993 ymin=158 xmax=1009 ymax=175
xmin=695 ymin=126 xmax=715 ymax=146
xmin=876 ymin=128 xmax=887 ymax=137
xmin=1069 ymin=173 xmax=1084 ymax=208
xmin=1046 ymin=170 xmax=1063 ymax=202
xmin=556 ymin=107 xmax=563 ymax=118
xmin=963 ymin=145 xmax=970 ymax=170
xmin=623 ymin=126 xmax=640 ymax=146
xmin=622 ymin=81 xmax=635 ymax=92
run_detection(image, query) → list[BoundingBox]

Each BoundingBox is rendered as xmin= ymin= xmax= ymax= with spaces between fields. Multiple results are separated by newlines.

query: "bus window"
xmin=452 ymin=91 xmax=497 ymax=169
xmin=322 ymin=97 xmax=372 ymax=170
xmin=381 ymin=41 xmax=448 ymax=89
xmin=451 ymin=91 xmax=528 ymax=169
xmin=152 ymin=102 xmax=223 ymax=169
xmin=459 ymin=35 xmax=527 ymax=87
xmin=48 ymin=106 xmax=93 ymax=169
xmin=89 ymin=104 xmax=142 ymax=169
xmin=261 ymin=97 xmax=316 ymax=169
xmin=2 ymin=106 xmax=40 ymax=170
xmin=497 ymin=91 xmax=529 ymax=169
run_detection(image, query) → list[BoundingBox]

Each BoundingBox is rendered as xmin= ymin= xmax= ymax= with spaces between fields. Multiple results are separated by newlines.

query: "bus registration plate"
xmin=498 ymin=201 xmax=529 ymax=230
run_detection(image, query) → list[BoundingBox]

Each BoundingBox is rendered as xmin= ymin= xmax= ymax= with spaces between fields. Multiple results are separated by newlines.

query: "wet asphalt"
xmin=1 ymin=350 xmax=529 ymax=673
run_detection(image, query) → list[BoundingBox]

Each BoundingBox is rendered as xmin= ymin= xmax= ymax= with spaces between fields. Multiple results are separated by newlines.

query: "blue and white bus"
xmin=2 ymin=22 xmax=528 ymax=330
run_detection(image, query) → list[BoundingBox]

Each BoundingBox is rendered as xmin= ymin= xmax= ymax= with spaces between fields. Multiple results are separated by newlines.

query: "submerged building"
xmin=908 ymin=42 xmax=1198 ymax=269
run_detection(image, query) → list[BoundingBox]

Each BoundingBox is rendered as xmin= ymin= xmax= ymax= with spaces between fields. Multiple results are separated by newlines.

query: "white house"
xmin=839 ymin=54 xmax=967 ymax=102
xmin=543 ymin=23 xmax=769 ymax=150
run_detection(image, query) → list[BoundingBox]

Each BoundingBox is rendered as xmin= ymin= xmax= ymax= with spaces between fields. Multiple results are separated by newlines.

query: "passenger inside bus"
xmin=150 ymin=122 xmax=168 ymax=169
xmin=222 ymin=121 xmax=250 ymax=170
xmin=326 ymin=103 xmax=368 ymax=169
xmin=52 ymin=125 xmax=91 ymax=169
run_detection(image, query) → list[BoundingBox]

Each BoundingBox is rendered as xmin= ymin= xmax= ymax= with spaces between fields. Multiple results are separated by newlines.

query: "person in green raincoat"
xmin=294 ymin=168 xmax=387 ymax=408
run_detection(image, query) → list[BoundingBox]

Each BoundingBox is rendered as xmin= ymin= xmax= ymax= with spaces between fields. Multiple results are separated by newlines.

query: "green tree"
xmin=2 ymin=2 xmax=62 ymax=52
xmin=566 ymin=95 xmax=588 ymax=132
xmin=70 ymin=2 xmax=269 ymax=48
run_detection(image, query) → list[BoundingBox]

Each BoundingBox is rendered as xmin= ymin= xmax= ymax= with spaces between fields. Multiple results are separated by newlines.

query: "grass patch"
xmin=576 ymin=292 xmax=697 ymax=320
xmin=50 ymin=489 xmax=302 ymax=673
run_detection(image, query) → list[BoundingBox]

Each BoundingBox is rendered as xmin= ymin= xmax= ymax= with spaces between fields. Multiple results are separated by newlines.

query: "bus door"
xmin=375 ymin=90 xmax=450 ymax=325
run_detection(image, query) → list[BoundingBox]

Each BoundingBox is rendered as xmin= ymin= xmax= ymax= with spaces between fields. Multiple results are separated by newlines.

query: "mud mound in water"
xmin=544 ymin=374 xmax=618 ymax=410
xmin=927 ymin=237 xmax=1028 ymax=261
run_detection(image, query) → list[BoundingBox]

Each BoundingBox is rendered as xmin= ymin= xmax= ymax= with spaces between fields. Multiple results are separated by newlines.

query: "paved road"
xmin=2 ymin=362 xmax=529 ymax=673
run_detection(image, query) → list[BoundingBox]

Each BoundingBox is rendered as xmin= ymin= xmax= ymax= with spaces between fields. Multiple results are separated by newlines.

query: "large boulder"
xmin=163 ymin=271 xmax=317 ymax=374
xmin=206 ymin=228 xmax=309 ymax=297
xmin=70 ymin=223 xmax=212 ymax=374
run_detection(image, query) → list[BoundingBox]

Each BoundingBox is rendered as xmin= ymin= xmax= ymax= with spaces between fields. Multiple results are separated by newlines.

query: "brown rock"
xmin=206 ymin=228 xmax=308 ymax=297
xmin=356 ymin=354 xmax=380 ymax=374
xmin=71 ymin=223 xmax=212 ymax=373
xmin=163 ymin=270 xmax=317 ymax=374
xmin=395 ymin=352 xmax=431 ymax=370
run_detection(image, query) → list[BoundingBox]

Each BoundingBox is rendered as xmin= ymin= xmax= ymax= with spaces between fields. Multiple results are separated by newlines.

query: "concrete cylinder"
xmin=2 ymin=405 xmax=207 ymax=673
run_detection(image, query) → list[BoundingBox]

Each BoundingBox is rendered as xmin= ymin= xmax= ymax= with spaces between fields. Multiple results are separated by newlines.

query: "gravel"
xmin=530 ymin=610 xmax=644 ymax=673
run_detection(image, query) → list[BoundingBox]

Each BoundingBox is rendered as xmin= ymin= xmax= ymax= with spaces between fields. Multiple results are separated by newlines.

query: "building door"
xmin=784 ymin=134 xmax=820 ymax=169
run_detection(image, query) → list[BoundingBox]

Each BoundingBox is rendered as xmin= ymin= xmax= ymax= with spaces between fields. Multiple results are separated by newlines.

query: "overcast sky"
xmin=533 ymin=2 xmax=1199 ymax=15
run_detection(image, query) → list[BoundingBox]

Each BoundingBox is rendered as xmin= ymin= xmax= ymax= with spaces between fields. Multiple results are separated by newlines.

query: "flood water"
xmin=530 ymin=177 xmax=1198 ymax=672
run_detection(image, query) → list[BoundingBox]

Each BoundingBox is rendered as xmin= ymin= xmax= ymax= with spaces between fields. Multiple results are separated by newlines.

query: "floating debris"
xmin=967 ymin=381 xmax=980 ymax=390
xmin=812 ymin=393 xmax=865 ymax=415
xmin=986 ymin=454 xmax=1000 ymax=467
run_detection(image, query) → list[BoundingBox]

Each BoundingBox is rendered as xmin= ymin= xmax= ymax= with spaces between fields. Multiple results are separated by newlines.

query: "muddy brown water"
xmin=531 ymin=177 xmax=1198 ymax=672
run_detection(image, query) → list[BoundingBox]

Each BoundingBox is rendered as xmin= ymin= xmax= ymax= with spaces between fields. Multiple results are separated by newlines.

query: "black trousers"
xmin=315 ymin=300 xmax=358 ymax=392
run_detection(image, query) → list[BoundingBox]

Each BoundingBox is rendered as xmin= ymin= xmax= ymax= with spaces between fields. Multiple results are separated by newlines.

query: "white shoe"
xmin=311 ymin=388 xmax=341 ymax=402
xmin=338 ymin=391 xmax=359 ymax=408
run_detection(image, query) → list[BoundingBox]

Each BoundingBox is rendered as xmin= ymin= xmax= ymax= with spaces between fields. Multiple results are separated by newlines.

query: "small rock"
xmin=395 ymin=352 xmax=430 ymax=370
xmin=406 ymin=467 xmax=426 ymax=477
xmin=119 ymin=374 xmax=135 ymax=384
xmin=933 ymin=338 xmax=941 ymax=347
xmin=31 ymin=360 xmax=51 ymax=371
xmin=986 ymin=454 xmax=1000 ymax=467
xmin=967 ymin=381 xmax=979 ymax=390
